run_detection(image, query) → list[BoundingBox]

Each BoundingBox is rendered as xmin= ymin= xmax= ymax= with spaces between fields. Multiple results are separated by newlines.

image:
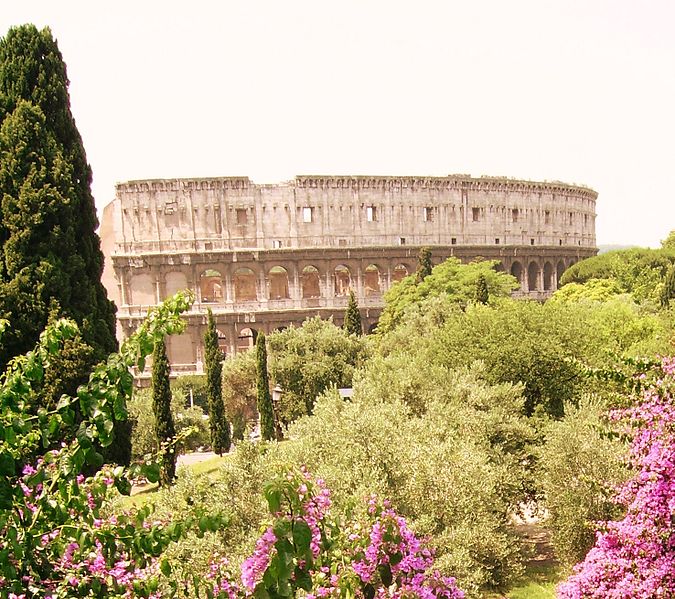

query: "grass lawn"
xmin=505 ymin=561 xmax=560 ymax=599
xmin=116 ymin=453 xmax=230 ymax=509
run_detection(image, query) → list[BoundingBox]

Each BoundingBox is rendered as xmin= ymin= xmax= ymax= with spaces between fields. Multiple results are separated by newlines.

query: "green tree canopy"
xmin=267 ymin=317 xmax=368 ymax=424
xmin=377 ymin=258 xmax=519 ymax=334
xmin=560 ymin=247 xmax=675 ymax=304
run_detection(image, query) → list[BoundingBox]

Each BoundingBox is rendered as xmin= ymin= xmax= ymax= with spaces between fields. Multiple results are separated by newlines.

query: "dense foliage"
xmin=221 ymin=350 xmax=257 ymax=441
xmin=255 ymin=331 xmax=275 ymax=441
xmin=128 ymin=388 xmax=209 ymax=459
xmin=377 ymin=258 xmax=519 ymax=334
xmin=280 ymin=359 xmax=535 ymax=596
xmin=560 ymin=247 xmax=675 ymax=305
xmin=267 ymin=317 xmax=367 ymax=424
xmin=0 ymin=292 xmax=208 ymax=597
xmin=538 ymin=397 xmax=629 ymax=569
xmin=205 ymin=309 xmax=230 ymax=455
xmin=152 ymin=337 xmax=177 ymax=486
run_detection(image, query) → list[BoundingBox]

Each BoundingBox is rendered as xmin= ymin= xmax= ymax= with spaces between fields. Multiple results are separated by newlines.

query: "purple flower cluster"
xmin=241 ymin=527 xmax=277 ymax=592
xmin=348 ymin=505 xmax=463 ymax=599
xmin=558 ymin=357 xmax=675 ymax=598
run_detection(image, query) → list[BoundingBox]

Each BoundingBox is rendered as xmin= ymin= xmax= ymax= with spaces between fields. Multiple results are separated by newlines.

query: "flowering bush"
xmin=558 ymin=357 xmax=675 ymax=598
xmin=0 ymin=292 xmax=230 ymax=598
xmin=227 ymin=468 xmax=465 ymax=599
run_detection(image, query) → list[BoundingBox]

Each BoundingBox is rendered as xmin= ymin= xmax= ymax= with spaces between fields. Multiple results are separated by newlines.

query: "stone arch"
xmin=301 ymin=265 xmax=321 ymax=299
xmin=200 ymin=269 xmax=223 ymax=303
xmin=528 ymin=261 xmax=540 ymax=291
xmin=368 ymin=322 xmax=379 ymax=334
xmin=334 ymin=265 xmax=351 ymax=297
xmin=364 ymin=264 xmax=381 ymax=296
xmin=165 ymin=271 xmax=188 ymax=299
xmin=130 ymin=273 xmax=154 ymax=305
xmin=392 ymin=264 xmax=409 ymax=282
xmin=237 ymin=327 xmax=257 ymax=353
xmin=234 ymin=267 xmax=257 ymax=302
xmin=543 ymin=262 xmax=554 ymax=291
xmin=510 ymin=261 xmax=523 ymax=287
xmin=557 ymin=260 xmax=566 ymax=289
xmin=268 ymin=266 xmax=290 ymax=300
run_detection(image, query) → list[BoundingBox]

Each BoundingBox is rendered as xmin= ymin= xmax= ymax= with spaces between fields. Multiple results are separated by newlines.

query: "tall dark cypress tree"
xmin=152 ymin=338 xmax=176 ymax=487
xmin=415 ymin=247 xmax=433 ymax=283
xmin=0 ymin=25 xmax=117 ymax=365
xmin=204 ymin=309 xmax=230 ymax=454
xmin=0 ymin=25 xmax=124 ymax=462
xmin=255 ymin=331 xmax=275 ymax=441
xmin=344 ymin=290 xmax=362 ymax=336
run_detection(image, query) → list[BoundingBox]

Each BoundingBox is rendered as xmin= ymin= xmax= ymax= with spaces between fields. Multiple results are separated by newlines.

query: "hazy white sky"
xmin=1 ymin=0 xmax=673 ymax=246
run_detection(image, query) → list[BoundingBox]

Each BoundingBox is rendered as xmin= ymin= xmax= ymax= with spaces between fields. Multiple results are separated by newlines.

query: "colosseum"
xmin=100 ymin=174 xmax=598 ymax=377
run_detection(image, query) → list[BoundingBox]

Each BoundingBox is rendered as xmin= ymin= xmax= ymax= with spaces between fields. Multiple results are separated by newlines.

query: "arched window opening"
xmin=216 ymin=328 xmax=228 ymax=356
xmin=234 ymin=268 xmax=257 ymax=302
xmin=269 ymin=266 xmax=290 ymax=300
xmin=364 ymin=264 xmax=381 ymax=296
xmin=392 ymin=264 xmax=408 ymax=282
xmin=334 ymin=265 xmax=351 ymax=297
xmin=200 ymin=269 xmax=223 ymax=303
xmin=237 ymin=327 xmax=257 ymax=353
xmin=510 ymin=261 xmax=523 ymax=286
xmin=528 ymin=262 xmax=540 ymax=292
xmin=556 ymin=260 xmax=566 ymax=289
xmin=302 ymin=265 xmax=321 ymax=299
xmin=543 ymin=262 xmax=554 ymax=291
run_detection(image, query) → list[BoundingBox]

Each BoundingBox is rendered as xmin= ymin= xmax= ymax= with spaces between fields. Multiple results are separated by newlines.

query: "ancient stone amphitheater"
xmin=100 ymin=174 xmax=597 ymax=376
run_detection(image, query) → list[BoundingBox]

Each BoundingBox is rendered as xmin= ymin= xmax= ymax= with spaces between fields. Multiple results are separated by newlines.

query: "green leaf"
xmin=160 ymin=557 xmax=172 ymax=576
xmin=143 ymin=461 xmax=160 ymax=483
xmin=292 ymin=520 xmax=312 ymax=552
xmin=293 ymin=568 xmax=312 ymax=592
xmin=0 ymin=453 xmax=15 ymax=477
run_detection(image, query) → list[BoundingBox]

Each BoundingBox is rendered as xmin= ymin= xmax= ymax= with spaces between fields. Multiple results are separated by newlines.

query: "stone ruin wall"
xmin=101 ymin=175 xmax=598 ymax=378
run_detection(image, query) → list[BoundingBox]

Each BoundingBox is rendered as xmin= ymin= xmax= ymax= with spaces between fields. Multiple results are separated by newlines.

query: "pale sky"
xmin=1 ymin=0 xmax=674 ymax=247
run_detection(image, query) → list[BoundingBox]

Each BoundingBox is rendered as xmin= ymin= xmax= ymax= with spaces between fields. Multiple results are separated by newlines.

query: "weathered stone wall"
xmin=100 ymin=175 xmax=597 ymax=378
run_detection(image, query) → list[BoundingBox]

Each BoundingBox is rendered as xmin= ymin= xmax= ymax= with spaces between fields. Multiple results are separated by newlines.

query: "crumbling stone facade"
xmin=100 ymin=174 xmax=597 ymax=377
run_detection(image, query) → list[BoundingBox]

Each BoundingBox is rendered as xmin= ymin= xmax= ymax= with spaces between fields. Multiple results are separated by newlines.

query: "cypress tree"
xmin=475 ymin=273 xmax=489 ymax=304
xmin=152 ymin=338 xmax=176 ymax=487
xmin=204 ymin=309 xmax=230 ymax=454
xmin=0 ymin=25 xmax=117 ymax=364
xmin=415 ymin=247 xmax=433 ymax=283
xmin=344 ymin=290 xmax=362 ymax=336
xmin=0 ymin=26 xmax=123 ymax=459
xmin=256 ymin=331 xmax=275 ymax=441
xmin=661 ymin=264 xmax=675 ymax=308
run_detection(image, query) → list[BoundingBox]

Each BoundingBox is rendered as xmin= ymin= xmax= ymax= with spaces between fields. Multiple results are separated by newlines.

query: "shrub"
xmin=538 ymin=396 xmax=629 ymax=569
